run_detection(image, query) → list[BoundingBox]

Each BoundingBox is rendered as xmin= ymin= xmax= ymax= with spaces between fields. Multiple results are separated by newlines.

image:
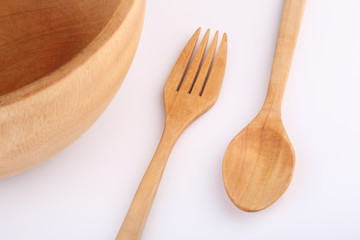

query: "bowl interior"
xmin=0 ymin=0 xmax=121 ymax=96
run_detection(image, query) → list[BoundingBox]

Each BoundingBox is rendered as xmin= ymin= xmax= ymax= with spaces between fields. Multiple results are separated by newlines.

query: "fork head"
xmin=163 ymin=28 xmax=227 ymax=132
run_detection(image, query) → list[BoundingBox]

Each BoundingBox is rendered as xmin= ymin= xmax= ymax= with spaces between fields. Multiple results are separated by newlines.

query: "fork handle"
xmin=116 ymin=127 xmax=178 ymax=240
xmin=263 ymin=0 xmax=306 ymax=111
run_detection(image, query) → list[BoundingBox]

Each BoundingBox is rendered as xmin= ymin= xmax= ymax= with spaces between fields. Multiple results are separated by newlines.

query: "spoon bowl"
xmin=223 ymin=115 xmax=295 ymax=212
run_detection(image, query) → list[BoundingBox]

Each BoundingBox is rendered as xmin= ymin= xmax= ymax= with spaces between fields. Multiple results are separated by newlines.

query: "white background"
xmin=1 ymin=0 xmax=360 ymax=239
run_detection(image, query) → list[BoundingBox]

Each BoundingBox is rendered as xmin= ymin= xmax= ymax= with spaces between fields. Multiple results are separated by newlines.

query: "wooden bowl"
xmin=0 ymin=0 xmax=145 ymax=179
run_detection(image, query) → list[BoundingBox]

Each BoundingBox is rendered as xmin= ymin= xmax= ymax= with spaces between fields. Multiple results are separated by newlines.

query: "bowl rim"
xmin=0 ymin=0 xmax=137 ymax=107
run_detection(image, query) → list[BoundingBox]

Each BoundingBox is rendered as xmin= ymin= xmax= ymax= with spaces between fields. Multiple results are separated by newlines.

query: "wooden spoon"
xmin=222 ymin=0 xmax=306 ymax=212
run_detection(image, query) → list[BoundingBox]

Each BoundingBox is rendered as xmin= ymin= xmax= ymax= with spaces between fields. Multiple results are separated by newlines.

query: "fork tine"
xmin=179 ymin=29 xmax=210 ymax=93
xmin=164 ymin=28 xmax=201 ymax=92
xmin=191 ymin=31 xmax=219 ymax=95
xmin=201 ymin=33 xmax=227 ymax=99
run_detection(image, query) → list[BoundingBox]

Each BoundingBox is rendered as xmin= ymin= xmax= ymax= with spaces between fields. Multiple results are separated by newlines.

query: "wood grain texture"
xmin=0 ymin=0 xmax=119 ymax=95
xmin=116 ymin=29 xmax=227 ymax=240
xmin=223 ymin=0 xmax=306 ymax=212
xmin=0 ymin=0 xmax=145 ymax=179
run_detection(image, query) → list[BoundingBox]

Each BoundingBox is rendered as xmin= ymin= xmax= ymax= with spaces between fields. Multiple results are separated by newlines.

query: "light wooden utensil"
xmin=0 ymin=0 xmax=145 ymax=179
xmin=222 ymin=0 xmax=306 ymax=212
xmin=116 ymin=28 xmax=227 ymax=240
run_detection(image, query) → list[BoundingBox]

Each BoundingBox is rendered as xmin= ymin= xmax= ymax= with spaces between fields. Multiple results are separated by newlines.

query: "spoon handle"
xmin=264 ymin=0 xmax=306 ymax=111
xmin=116 ymin=127 xmax=178 ymax=240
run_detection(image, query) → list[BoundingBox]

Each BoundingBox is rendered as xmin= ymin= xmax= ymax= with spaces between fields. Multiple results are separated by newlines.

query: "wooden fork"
xmin=116 ymin=28 xmax=227 ymax=240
